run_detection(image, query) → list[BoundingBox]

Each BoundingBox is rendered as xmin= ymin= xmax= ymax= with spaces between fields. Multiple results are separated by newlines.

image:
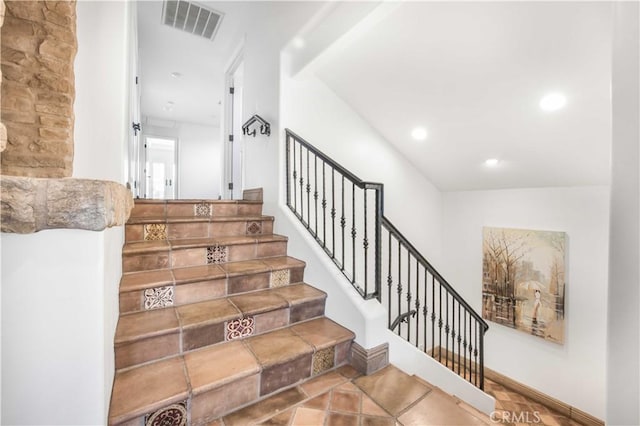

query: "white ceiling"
xmin=138 ymin=1 xmax=613 ymax=191
xmin=137 ymin=1 xmax=322 ymax=127
xmin=313 ymin=2 xmax=613 ymax=191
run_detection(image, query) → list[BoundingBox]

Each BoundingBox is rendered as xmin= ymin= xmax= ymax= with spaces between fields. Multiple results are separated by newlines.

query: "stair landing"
xmin=214 ymin=364 xmax=490 ymax=425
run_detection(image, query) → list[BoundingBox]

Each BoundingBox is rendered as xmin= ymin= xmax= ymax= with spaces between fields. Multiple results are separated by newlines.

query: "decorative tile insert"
xmin=144 ymin=286 xmax=174 ymax=310
xmin=144 ymin=224 xmax=167 ymax=241
xmin=246 ymin=221 xmax=262 ymax=234
xmin=313 ymin=346 xmax=335 ymax=375
xmin=194 ymin=202 xmax=212 ymax=217
xmin=207 ymin=245 xmax=228 ymax=264
xmin=145 ymin=401 xmax=187 ymax=426
xmin=226 ymin=317 xmax=255 ymax=341
xmin=270 ymin=269 xmax=290 ymax=288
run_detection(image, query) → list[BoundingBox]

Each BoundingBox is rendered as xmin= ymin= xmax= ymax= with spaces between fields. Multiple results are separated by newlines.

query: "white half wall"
xmin=441 ymin=186 xmax=610 ymax=419
xmin=1 ymin=1 xmax=130 ymax=424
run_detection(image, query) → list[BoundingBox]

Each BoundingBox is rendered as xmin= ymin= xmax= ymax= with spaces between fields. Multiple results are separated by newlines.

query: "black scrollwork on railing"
xmin=285 ymin=129 xmax=488 ymax=390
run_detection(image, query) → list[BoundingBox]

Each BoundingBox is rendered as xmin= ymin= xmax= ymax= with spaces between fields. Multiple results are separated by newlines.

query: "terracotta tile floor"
xmin=484 ymin=378 xmax=582 ymax=426
xmin=215 ymin=364 xmax=586 ymax=426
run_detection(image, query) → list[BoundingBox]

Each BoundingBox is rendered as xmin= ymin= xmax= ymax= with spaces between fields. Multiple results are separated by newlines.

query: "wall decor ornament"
xmin=482 ymin=227 xmax=567 ymax=344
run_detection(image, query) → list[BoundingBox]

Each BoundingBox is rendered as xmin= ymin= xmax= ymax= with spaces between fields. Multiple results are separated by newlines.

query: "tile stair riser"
xmin=119 ymin=266 xmax=306 ymax=314
xmin=122 ymin=241 xmax=288 ymax=273
xmin=129 ymin=200 xmax=263 ymax=220
xmin=124 ymin=218 xmax=274 ymax=243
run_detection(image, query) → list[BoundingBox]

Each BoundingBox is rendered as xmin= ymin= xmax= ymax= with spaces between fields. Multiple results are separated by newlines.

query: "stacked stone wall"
xmin=1 ymin=0 xmax=77 ymax=177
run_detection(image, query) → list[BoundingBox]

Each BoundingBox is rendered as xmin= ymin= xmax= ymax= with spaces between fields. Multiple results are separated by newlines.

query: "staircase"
xmin=108 ymin=195 xmax=355 ymax=425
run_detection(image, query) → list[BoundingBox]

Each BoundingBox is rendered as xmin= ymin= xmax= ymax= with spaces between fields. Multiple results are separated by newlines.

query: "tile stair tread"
xmin=119 ymin=256 xmax=305 ymax=292
xmin=290 ymin=317 xmax=356 ymax=351
xmin=127 ymin=214 xmax=274 ymax=225
xmin=184 ymin=340 xmax=261 ymax=394
xmin=110 ymin=323 xmax=354 ymax=425
xmin=122 ymin=234 xmax=287 ymax=254
xmin=177 ymin=298 xmax=241 ymax=328
xmin=168 ymin=234 xmax=288 ymax=249
xmin=244 ymin=328 xmax=315 ymax=367
xmin=115 ymin=308 xmax=180 ymax=343
xmin=115 ymin=284 xmax=326 ymax=345
xmin=109 ymin=356 xmax=189 ymax=425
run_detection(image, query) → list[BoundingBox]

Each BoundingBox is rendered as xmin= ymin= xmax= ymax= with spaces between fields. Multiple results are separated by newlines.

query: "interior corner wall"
xmin=176 ymin=123 xmax=222 ymax=199
xmin=440 ymin=186 xmax=610 ymax=419
xmin=607 ymin=1 xmax=640 ymax=423
xmin=280 ymin=73 xmax=443 ymax=265
xmin=1 ymin=2 xmax=130 ymax=425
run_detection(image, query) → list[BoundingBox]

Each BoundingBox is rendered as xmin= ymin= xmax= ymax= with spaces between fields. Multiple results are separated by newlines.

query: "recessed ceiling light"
xmin=292 ymin=37 xmax=305 ymax=49
xmin=411 ymin=127 xmax=428 ymax=141
xmin=485 ymin=158 xmax=499 ymax=167
xmin=539 ymin=93 xmax=566 ymax=112
xmin=170 ymin=72 xmax=182 ymax=78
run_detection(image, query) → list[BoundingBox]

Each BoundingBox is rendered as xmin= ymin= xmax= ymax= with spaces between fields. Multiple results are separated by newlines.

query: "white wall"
xmin=281 ymin=73 xmax=443 ymax=265
xmin=441 ymin=186 xmax=610 ymax=419
xmin=177 ymin=123 xmax=221 ymax=199
xmin=1 ymin=2 xmax=130 ymax=424
xmin=142 ymin=121 xmax=222 ymax=199
xmin=607 ymin=2 xmax=640 ymax=423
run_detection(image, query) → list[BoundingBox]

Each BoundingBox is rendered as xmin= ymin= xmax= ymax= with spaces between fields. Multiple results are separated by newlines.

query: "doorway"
xmin=144 ymin=136 xmax=178 ymax=199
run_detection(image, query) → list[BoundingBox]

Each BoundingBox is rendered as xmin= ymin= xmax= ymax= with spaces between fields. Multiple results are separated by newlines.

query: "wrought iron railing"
xmin=285 ymin=129 xmax=489 ymax=389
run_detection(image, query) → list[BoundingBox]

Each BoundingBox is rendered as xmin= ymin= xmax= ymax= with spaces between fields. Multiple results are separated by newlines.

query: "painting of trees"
xmin=482 ymin=227 xmax=567 ymax=344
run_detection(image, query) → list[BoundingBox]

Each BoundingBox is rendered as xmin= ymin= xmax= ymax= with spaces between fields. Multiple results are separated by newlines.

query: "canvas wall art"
xmin=482 ymin=227 xmax=567 ymax=344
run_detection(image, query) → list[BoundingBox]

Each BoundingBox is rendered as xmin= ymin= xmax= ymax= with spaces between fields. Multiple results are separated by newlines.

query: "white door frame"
xmin=223 ymin=45 xmax=244 ymax=199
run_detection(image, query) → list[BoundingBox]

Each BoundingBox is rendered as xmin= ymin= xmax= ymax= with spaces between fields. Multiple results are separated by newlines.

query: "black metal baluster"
xmin=363 ymin=190 xmax=369 ymax=295
xmin=397 ymin=242 xmax=402 ymax=336
xmin=468 ymin=314 xmax=473 ymax=384
xmin=445 ymin=292 xmax=450 ymax=367
xmin=299 ymin=143 xmax=304 ymax=221
xmin=474 ymin=320 xmax=479 ymax=387
xmin=406 ymin=250 xmax=412 ymax=342
xmin=479 ymin=325 xmax=485 ymax=390
xmin=331 ymin=169 xmax=336 ymax=258
xmin=463 ymin=311 xmax=468 ymax=381
xmin=306 ymin=149 xmax=311 ymax=228
xmin=415 ymin=259 xmax=420 ymax=348
xmin=321 ymin=161 xmax=326 ymax=248
xmin=423 ymin=268 xmax=428 ymax=353
xmin=438 ymin=282 xmax=443 ymax=363
xmin=292 ymin=139 xmax=297 ymax=212
xmin=351 ymin=182 xmax=356 ymax=284
xmin=387 ymin=231 xmax=393 ymax=328
xmin=431 ymin=275 xmax=436 ymax=355
xmin=451 ymin=301 xmax=456 ymax=372
xmin=457 ymin=305 xmax=462 ymax=376
xmin=340 ymin=176 xmax=346 ymax=270
xmin=286 ymin=134 xmax=291 ymax=207
xmin=314 ymin=155 xmax=318 ymax=236
xmin=374 ymin=188 xmax=382 ymax=301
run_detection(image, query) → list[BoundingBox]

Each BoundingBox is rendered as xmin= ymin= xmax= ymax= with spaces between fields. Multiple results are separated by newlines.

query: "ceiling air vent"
xmin=162 ymin=0 xmax=223 ymax=41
